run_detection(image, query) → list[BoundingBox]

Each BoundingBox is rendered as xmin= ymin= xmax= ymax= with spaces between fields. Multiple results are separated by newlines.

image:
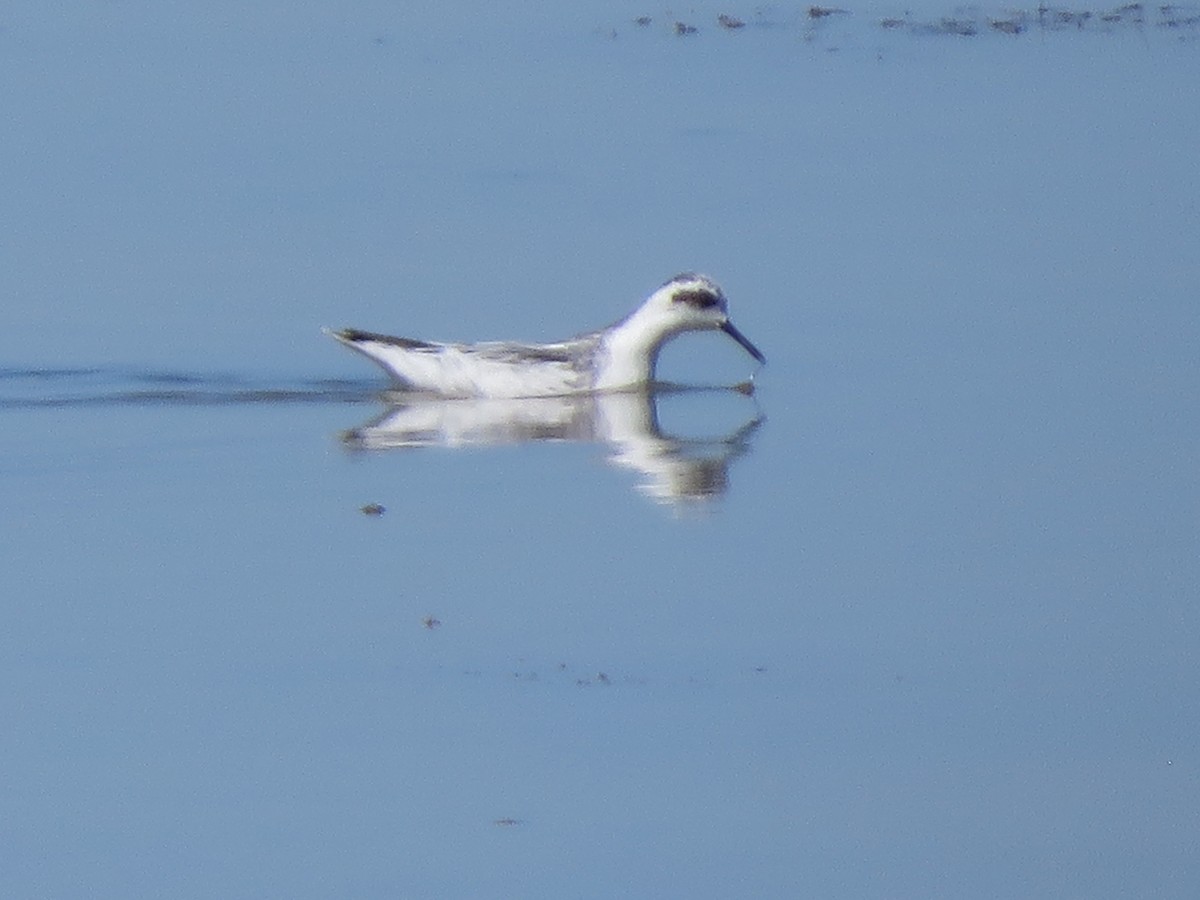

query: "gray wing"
xmin=466 ymin=339 xmax=587 ymax=365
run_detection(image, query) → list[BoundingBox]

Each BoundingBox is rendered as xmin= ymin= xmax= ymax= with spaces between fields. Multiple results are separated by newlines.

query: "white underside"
xmin=348 ymin=340 xmax=596 ymax=398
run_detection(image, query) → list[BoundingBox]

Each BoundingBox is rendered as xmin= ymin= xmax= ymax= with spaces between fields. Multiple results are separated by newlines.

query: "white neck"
xmin=594 ymin=306 xmax=674 ymax=391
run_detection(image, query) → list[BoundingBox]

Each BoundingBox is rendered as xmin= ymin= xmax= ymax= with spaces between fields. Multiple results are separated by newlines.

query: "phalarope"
xmin=328 ymin=273 xmax=765 ymax=398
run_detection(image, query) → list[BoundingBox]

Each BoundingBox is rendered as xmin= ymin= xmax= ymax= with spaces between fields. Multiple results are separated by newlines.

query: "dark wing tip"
xmin=330 ymin=328 xmax=436 ymax=350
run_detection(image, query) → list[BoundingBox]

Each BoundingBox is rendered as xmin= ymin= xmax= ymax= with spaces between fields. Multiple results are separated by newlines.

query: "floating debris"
xmin=360 ymin=502 xmax=385 ymax=516
xmin=575 ymin=670 xmax=614 ymax=687
xmin=1121 ymin=2 xmax=1146 ymax=23
xmin=421 ymin=615 xmax=441 ymax=630
xmin=1161 ymin=3 xmax=1200 ymax=26
xmin=609 ymin=2 xmax=1198 ymax=40
xmin=493 ymin=817 xmax=522 ymax=827
xmin=937 ymin=16 xmax=979 ymax=35
xmin=1054 ymin=8 xmax=1093 ymax=27
xmin=990 ymin=16 xmax=1027 ymax=33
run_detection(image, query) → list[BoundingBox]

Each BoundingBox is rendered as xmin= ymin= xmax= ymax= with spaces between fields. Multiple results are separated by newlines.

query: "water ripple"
xmin=0 ymin=366 xmax=380 ymax=409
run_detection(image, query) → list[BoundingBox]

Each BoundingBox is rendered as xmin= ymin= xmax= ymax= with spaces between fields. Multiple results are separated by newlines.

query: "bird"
xmin=327 ymin=272 xmax=764 ymax=399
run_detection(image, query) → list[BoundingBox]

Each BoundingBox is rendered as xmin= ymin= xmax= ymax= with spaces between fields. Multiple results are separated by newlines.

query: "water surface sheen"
xmin=2 ymin=2 xmax=1198 ymax=898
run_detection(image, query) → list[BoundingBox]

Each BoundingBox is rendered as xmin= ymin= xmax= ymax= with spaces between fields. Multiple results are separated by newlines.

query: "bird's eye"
xmin=673 ymin=289 xmax=721 ymax=310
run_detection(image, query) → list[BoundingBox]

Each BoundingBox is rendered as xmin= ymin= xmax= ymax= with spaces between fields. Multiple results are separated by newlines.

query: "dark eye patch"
xmin=673 ymin=288 xmax=722 ymax=310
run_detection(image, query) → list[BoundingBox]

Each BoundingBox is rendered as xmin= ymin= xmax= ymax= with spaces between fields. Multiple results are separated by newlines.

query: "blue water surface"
xmin=2 ymin=2 xmax=1198 ymax=897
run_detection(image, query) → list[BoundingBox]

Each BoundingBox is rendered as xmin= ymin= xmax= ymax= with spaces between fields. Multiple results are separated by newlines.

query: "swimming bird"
xmin=327 ymin=273 xmax=765 ymax=399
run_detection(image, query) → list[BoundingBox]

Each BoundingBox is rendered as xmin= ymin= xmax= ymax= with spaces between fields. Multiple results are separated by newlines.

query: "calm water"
xmin=3 ymin=2 xmax=1198 ymax=897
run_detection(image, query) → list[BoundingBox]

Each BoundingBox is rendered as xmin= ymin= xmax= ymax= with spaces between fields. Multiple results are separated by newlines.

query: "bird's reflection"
xmin=340 ymin=386 xmax=764 ymax=506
